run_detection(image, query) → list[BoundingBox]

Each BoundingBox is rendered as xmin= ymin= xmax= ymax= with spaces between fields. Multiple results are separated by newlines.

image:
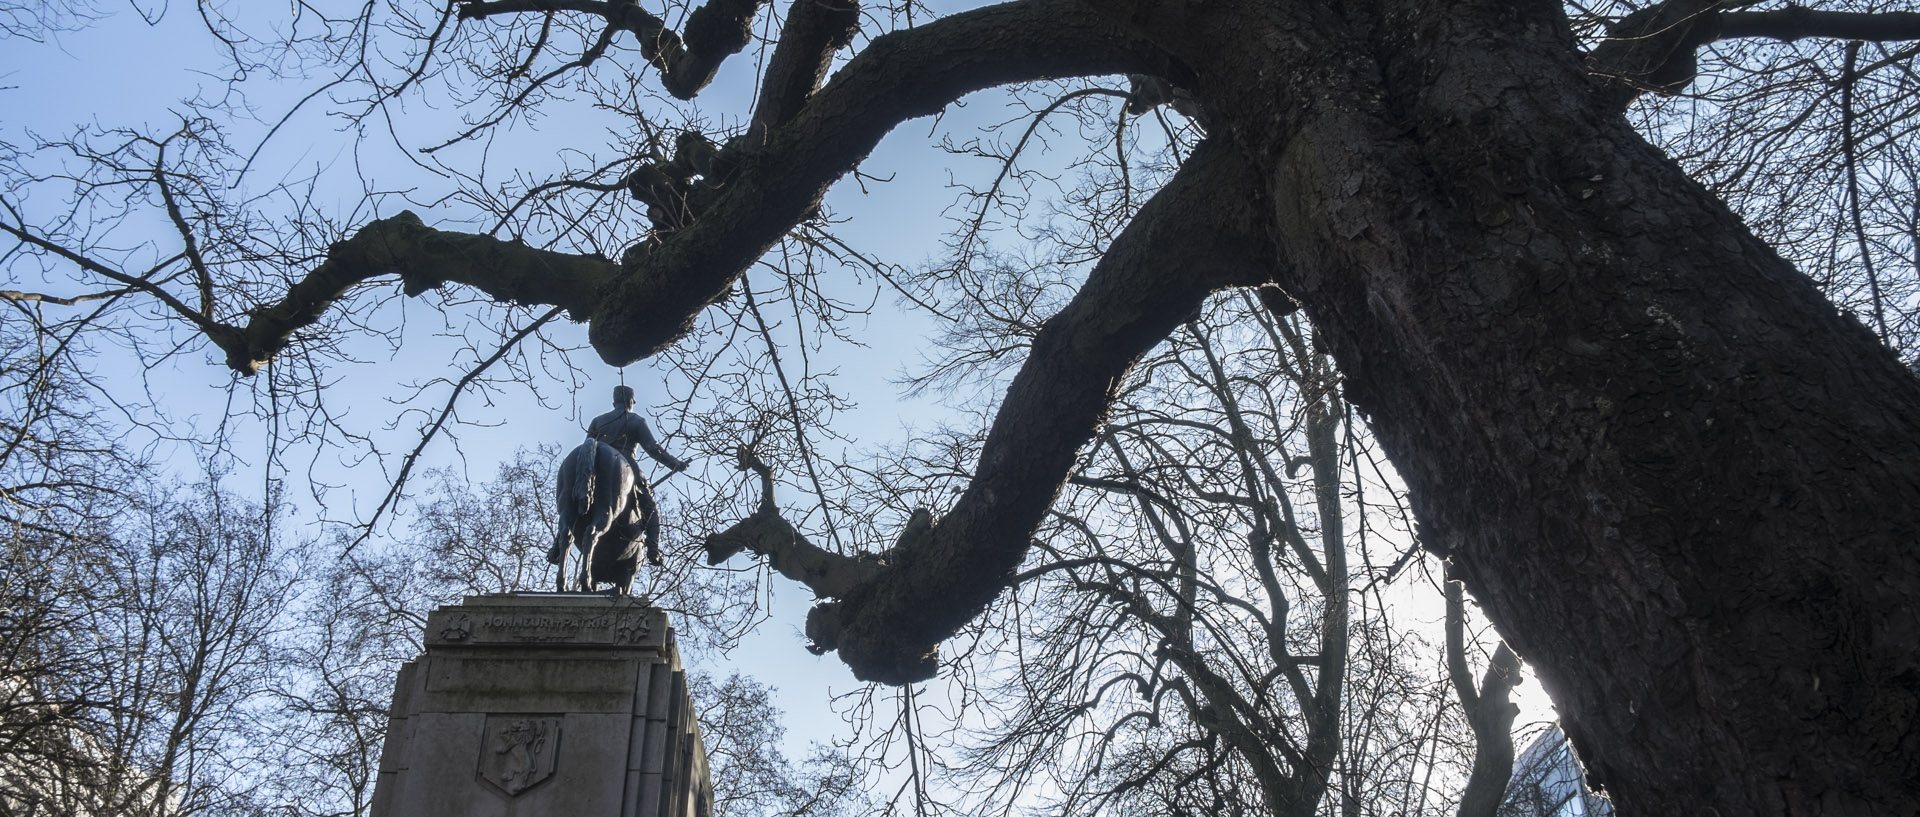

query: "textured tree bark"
xmin=1092 ymin=0 xmax=1920 ymax=812
xmin=748 ymin=0 xmax=861 ymax=142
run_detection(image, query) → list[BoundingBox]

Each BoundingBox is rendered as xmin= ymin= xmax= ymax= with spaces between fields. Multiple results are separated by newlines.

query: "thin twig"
xmin=345 ymin=305 xmax=566 ymax=555
xmin=741 ymin=272 xmax=845 ymax=551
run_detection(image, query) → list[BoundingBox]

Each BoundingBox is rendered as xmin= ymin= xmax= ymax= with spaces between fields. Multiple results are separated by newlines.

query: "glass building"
xmin=1498 ymin=726 xmax=1615 ymax=817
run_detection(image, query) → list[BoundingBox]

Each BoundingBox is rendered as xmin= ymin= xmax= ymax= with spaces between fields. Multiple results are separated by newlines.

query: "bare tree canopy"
xmin=7 ymin=0 xmax=1920 ymax=813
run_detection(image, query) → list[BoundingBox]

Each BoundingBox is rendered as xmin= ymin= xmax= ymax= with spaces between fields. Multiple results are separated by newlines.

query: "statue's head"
xmin=613 ymin=384 xmax=635 ymax=409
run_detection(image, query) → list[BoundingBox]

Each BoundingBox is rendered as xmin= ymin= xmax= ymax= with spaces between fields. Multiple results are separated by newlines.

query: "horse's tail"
xmin=552 ymin=439 xmax=599 ymax=560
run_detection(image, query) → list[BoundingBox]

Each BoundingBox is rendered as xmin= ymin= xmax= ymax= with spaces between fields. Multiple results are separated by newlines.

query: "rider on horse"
xmin=587 ymin=385 xmax=688 ymax=564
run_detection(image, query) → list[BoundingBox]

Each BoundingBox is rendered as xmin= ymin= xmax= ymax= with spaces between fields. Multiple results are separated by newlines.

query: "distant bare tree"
xmin=1447 ymin=567 xmax=1522 ymax=817
xmin=3 ymin=480 xmax=300 ymax=817
xmin=694 ymin=672 xmax=870 ymax=817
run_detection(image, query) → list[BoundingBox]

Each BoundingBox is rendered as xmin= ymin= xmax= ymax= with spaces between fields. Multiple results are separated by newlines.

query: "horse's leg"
xmin=575 ymin=526 xmax=595 ymax=592
xmin=553 ymin=448 xmax=582 ymax=590
xmin=610 ymin=517 xmax=642 ymax=597
xmin=548 ymin=519 xmax=569 ymax=564
xmin=579 ymin=490 xmax=619 ymax=592
xmin=552 ymin=506 xmax=574 ymax=592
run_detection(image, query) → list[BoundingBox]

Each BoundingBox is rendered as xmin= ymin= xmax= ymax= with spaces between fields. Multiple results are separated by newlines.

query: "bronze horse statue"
xmin=548 ymin=439 xmax=657 ymax=594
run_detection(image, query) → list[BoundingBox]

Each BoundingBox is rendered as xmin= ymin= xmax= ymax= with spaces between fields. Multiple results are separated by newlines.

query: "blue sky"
xmin=0 ymin=0 xmax=1068 ymax=779
xmin=1 ymin=2 xmax=1562 ymax=805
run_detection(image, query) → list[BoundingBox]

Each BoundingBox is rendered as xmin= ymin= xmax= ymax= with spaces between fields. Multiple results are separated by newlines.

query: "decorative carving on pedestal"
xmin=370 ymin=594 xmax=712 ymax=817
xmin=480 ymin=716 xmax=560 ymax=796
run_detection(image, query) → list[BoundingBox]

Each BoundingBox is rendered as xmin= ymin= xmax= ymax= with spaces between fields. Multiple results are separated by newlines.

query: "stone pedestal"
xmin=370 ymin=594 xmax=712 ymax=817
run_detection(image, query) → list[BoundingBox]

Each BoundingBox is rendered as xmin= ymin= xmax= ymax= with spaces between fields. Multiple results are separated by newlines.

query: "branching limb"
xmin=457 ymin=0 xmax=767 ymax=99
xmin=1584 ymin=0 xmax=1741 ymax=109
xmin=1586 ymin=0 xmax=1920 ymax=109
xmin=6 ymin=206 xmax=616 ymax=376
xmin=704 ymin=140 xmax=1275 ymax=682
xmin=215 ymin=211 xmax=615 ymax=375
xmin=586 ymin=0 xmax=1168 ymax=363
xmin=806 ymin=140 xmax=1273 ymax=683
xmin=700 ymin=445 xmax=880 ymax=599
xmin=214 ymin=1 xmax=1157 ymax=382
xmin=749 ymin=0 xmax=862 ymax=143
xmin=1 ymin=209 xmax=215 ymax=335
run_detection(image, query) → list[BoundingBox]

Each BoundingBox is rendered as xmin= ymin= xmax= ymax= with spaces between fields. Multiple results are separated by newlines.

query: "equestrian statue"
xmin=550 ymin=385 xmax=688 ymax=593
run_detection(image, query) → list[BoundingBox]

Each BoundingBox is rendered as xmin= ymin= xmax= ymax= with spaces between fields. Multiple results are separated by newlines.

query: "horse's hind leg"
xmin=550 ymin=499 xmax=577 ymax=590
xmin=578 ymin=502 xmax=617 ymax=591
xmin=553 ymin=454 xmax=583 ymax=590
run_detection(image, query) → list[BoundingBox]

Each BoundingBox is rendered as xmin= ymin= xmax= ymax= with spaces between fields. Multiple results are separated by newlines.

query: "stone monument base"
xmin=371 ymin=594 xmax=711 ymax=817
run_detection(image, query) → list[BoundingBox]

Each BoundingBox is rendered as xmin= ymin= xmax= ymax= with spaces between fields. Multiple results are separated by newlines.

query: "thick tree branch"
xmin=749 ymin=0 xmax=861 ymax=143
xmin=701 ymin=446 xmax=880 ymax=599
xmin=458 ymin=0 xmax=766 ymax=99
xmin=1584 ymin=0 xmax=1731 ymax=110
xmin=586 ymin=0 xmax=1170 ymax=364
xmin=1717 ymin=8 xmax=1920 ymax=42
xmin=838 ymin=140 xmax=1273 ymax=682
xmin=213 ymin=211 xmax=615 ymax=375
xmin=1586 ymin=1 xmax=1920 ymax=110
xmin=196 ymin=0 xmax=1161 ymax=381
xmin=1445 ymin=576 xmax=1482 ymax=712
xmin=702 ymin=141 xmax=1274 ymax=682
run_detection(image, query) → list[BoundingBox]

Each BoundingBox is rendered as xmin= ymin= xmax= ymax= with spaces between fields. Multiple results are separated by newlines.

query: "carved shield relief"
xmin=478 ymin=715 xmax=560 ymax=796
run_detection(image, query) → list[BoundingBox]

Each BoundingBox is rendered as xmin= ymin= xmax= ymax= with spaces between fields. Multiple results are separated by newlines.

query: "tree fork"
xmin=585 ymin=0 xmax=1168 ymax=364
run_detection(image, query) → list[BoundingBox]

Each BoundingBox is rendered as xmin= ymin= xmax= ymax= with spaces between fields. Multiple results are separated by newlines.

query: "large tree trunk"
xmin=1103 ymin=0 xmax=1920 ymax=812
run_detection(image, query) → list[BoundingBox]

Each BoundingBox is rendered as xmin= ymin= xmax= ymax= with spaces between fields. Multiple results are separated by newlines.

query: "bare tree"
xmin=693 ymin=672 xmax=870 ymax=817
xmin=1447 ymin=568 xmax=1522 ymax=817
xmin=6 ymin=0 xmax=1920 ymax=812
xmin=763 ymin=228 xmax=1520 ymax=816
xmin=3 ymin=526 xmax=128 ymax=816
xmin=1 ymin=294 xmax=154 ymax=815
xmin=2 ymin=479 xmax=300 ymax=817
xmin=908 ymin=300 xmax=1359 ymax=815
